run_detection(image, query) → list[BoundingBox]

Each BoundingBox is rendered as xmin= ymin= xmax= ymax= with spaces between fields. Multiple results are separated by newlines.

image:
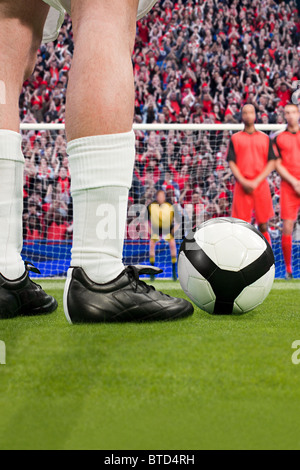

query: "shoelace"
xmin=25 ymin=261 xmax=43 ymax=290
xmin=125 ymin=266 xmax=157 ymax=294
xmin=25 ymin=261 xmax=41 ymax=275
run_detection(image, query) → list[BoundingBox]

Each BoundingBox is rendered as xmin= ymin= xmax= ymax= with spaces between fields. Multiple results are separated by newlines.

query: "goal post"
xmin=20 ymin=123 xmax=299 ymax=279
xmin=21 ymin=123 xmax=286 ymax=131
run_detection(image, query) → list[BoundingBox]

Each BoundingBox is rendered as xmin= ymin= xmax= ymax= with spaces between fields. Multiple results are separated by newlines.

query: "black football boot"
xmin=64 ymin=265 xmax=194 ymax=324
xmin=0 ymin=262 xmax=58 ymax=319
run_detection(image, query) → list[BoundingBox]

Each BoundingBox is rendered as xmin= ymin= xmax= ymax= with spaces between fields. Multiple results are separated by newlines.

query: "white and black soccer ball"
xmin=178 ymin=218 xmax=275 ymax=315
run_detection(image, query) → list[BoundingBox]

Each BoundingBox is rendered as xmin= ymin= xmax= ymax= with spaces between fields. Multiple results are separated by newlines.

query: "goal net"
xmin=20 ymin=123 xmax=299 ymax=279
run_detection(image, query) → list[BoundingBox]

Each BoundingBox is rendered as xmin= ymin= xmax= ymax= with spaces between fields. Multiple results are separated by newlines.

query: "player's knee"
xmin=283 ymin=220 xmax=294 ymax=236
xmin=0 ymin=1 xmax=49 ymax=81
xmin=70 ymin=0 xmax=138 ymax=54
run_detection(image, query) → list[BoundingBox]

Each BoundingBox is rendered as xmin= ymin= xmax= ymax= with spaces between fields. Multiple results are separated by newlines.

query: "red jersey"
xmin=273 ymin=129 xmax=300 ymax=179
xmin=276 ymin=88 xmax=291 ymax=107
xmin=227 ymin=130 xmax=275 ymax=179
xmin=57 ymin=176 xmax=71 ymax=194
xmin=26 ymin=228 xmax=41 ymax=241
xmin=169 ymin=164 xmax=190 ymax=191
xmin=47 ymin=222 xmax=67 ymax=241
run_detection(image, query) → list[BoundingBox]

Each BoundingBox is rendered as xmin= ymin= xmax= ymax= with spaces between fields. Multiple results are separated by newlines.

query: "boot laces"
xmin=25 ymin=261 xmax=42 ymax=290
xmin=125 ymin=266 xmax=156 ymax=294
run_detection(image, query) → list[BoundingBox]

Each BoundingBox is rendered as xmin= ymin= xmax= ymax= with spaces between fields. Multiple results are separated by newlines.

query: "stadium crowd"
xmin=21 ymin=0 xmax=300 ymax=241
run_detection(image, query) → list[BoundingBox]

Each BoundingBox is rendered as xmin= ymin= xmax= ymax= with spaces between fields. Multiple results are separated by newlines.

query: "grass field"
xmin=0 ymin=279 xmax=300 ymax=450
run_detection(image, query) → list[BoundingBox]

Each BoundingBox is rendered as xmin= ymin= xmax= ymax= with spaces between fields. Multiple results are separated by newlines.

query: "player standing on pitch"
xmin=227 ymin=104 xmax=276 ymax=245
xmin=0 ymin=0 xmax=193 ymax=322
xmin=273 ymin=103 xmax=300 ymax=280
xmin=148 ymin=190 xmax=178 ymax=282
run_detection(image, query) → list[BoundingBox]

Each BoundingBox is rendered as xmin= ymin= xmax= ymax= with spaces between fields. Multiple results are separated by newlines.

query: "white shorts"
xmin=42 ymin=0 xmax=158 ymax=43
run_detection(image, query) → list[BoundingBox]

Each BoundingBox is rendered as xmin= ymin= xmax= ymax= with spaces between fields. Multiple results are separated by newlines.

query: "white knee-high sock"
xmin=68 ymin=131 xmax=135 ymax=284
xmin=0 ymin=130 xmax=25 ymax=280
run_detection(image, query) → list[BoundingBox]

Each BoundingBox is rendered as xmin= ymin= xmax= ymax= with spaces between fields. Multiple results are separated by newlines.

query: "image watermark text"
xmin=0 ymin=341 xmax=6 ymax=365
xmin=291 ymin=340 xmax=300 ymax=365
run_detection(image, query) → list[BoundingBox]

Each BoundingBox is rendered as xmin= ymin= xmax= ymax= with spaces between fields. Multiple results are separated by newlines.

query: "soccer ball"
xmin=178 ymin=218 xmax=275 ymax=315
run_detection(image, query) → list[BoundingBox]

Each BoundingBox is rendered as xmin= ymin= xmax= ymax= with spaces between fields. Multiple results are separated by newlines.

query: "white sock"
xmin=68 ymin=131 xmax=135 ymax=284
xmin=0 ymin=130 xmax=25 ymax=280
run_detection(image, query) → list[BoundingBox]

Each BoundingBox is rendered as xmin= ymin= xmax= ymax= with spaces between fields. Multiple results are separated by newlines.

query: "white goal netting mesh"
xmin=21 ymin=123 xmax=300 ymax=279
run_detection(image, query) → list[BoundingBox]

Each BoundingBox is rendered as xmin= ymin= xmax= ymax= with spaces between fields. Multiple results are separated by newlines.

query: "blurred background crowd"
xmin=21 ymin=0 xmax=300 ymax=241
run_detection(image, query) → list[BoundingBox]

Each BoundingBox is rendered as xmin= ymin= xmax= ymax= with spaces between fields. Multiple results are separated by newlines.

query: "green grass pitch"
xmin=0 ymin=279 xmax=300 ymax=450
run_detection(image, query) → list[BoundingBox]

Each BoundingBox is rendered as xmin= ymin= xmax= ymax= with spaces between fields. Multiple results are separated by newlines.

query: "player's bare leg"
xmin=168 ymin=238 xmax=178 ymax=281
xmin=0 ymin=0 xmax=49 ymax=131
xmin=0 ymin=0 xmax=57 ymax=318
xmin=258 ymin=223 xmax=272 ymax=247
xmin=282 ymin=219 xmax=295 ymax=279
xmin=63 ymin=0 xmax=193 ymax=323
xmin=66 ymin=0 xmax=137 ymax=140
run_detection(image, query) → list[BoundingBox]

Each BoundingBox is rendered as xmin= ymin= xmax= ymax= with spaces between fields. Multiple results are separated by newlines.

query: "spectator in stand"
xmin=45 ymin=183 xmax=70 ymax=241
xmin=24 ymin=202 xmax=43 ymax=241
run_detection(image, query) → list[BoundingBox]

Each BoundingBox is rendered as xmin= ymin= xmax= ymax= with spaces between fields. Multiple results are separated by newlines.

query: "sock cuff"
xmin=68 ymin=131 xmax=136 ymax=192
xmin=0 ymin=130 xmax=23 ymax=163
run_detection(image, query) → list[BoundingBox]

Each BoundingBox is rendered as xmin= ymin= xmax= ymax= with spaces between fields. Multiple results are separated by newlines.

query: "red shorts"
xmin=232 ymin=180 xmax=274 ymax=225
xmin=281 ymin=181 xmax=300 ymax=221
